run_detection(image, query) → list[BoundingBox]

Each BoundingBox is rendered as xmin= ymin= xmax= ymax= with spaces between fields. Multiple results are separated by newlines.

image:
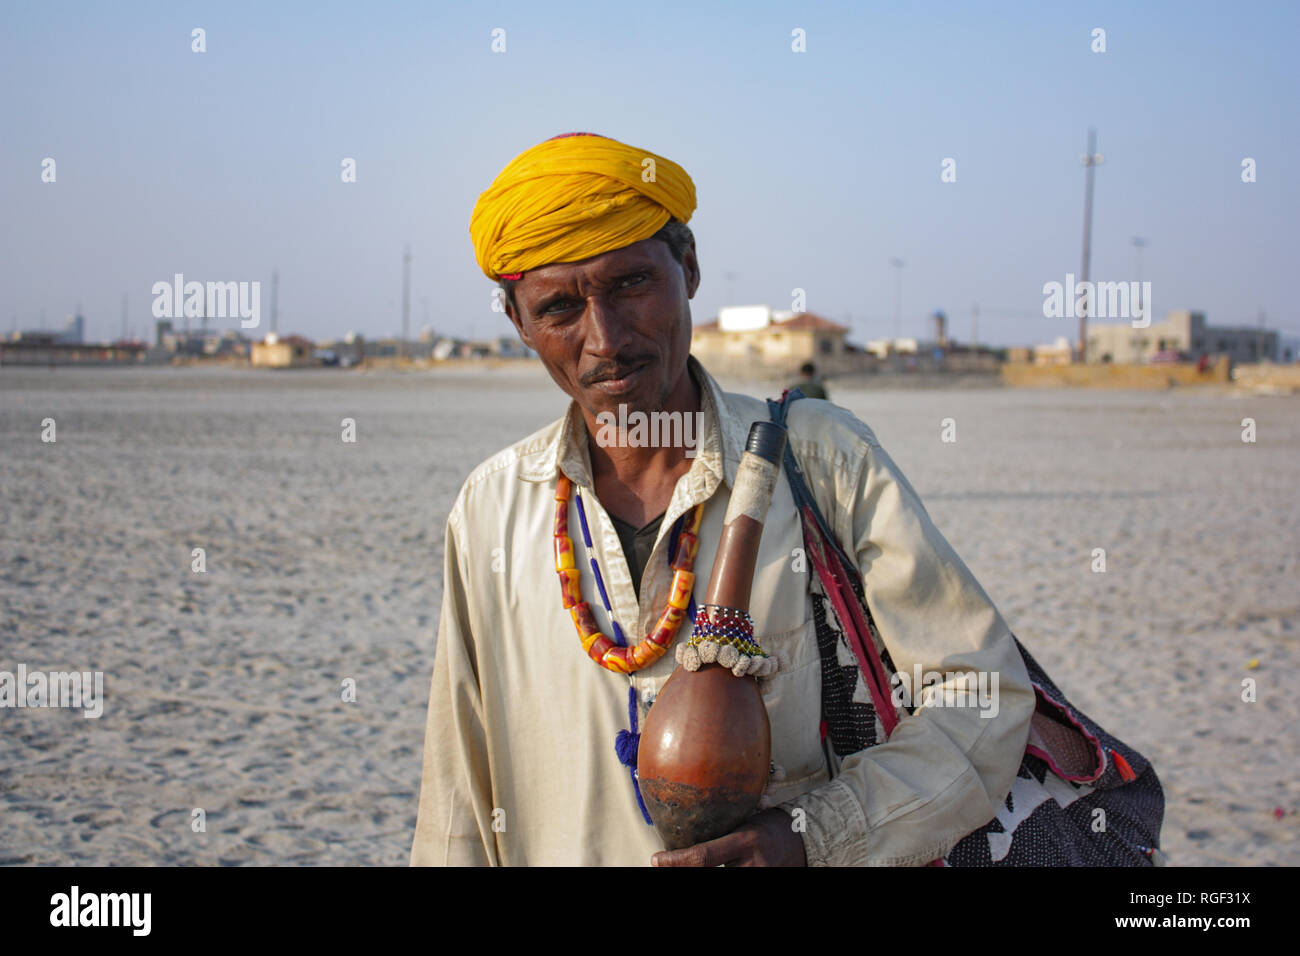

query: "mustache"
xmin=582 ymin=356 xmax=653 ymax=386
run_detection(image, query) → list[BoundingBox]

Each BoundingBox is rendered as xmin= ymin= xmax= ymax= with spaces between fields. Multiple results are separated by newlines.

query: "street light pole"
xmin=1079 ymin=129 xmax=1104 ymax=363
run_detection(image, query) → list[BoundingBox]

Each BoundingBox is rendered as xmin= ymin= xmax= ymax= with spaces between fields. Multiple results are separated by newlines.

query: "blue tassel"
xmin=616 ymin=686 xmax=653 ymax=824
xmin=615 ymin=728 xmax=640 ymax=767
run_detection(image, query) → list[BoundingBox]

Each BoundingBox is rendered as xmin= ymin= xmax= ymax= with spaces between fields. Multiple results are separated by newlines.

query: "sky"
xmin=2 ymin=0 xmax=1297 ymax=349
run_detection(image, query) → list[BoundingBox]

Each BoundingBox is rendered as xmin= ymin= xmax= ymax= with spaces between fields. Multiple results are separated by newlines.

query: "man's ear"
xmin=682 ymin=242 xmax=700 ymax=299
xmin=505 ymin=298 xmax=534 ymax=350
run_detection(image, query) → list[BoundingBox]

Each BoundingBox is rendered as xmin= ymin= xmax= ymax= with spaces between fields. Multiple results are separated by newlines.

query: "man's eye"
xmin=540 ymin=276 xmax=645 ymax=313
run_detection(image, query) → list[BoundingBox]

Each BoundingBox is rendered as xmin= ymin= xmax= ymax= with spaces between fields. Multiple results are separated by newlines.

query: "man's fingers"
xmin=652 ymin=833 xmax=747 ymax=867
xmin=652 ymin=844 xmax=712 ymax=867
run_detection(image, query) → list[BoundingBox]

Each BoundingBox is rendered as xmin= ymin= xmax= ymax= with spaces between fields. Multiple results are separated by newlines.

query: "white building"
xmin=1087 ymin=310 xmax=1278 ymax=364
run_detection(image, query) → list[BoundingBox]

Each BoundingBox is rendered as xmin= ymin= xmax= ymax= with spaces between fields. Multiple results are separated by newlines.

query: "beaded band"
xmin=676 ymin=603 xmax=779 ymax=678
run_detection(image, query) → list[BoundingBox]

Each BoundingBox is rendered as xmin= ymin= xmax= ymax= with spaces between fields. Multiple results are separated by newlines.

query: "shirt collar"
xmin=518 ymin=355 xmax=751 ymax=491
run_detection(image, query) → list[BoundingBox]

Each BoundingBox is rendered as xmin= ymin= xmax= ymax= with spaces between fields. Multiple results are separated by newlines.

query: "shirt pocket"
xmin=757 ymin=614 xmax=829 ymax=803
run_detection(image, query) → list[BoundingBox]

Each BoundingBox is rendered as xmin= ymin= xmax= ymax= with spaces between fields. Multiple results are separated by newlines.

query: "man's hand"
xmin=650 ymin=808 xmax=807 ymax=867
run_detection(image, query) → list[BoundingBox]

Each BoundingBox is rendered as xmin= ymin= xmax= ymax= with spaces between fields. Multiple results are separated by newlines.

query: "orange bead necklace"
xmin=554 ymin=474 xmax=702 ymax=674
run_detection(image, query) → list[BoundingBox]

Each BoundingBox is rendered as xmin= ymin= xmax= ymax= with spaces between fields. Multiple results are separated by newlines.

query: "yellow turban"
xmin=470 ymin=132 xmax=696 ymax=280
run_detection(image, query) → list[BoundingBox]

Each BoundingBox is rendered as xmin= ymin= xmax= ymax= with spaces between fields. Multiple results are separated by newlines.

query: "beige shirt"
xmin=411 ymin=356 xmax=1033 ymax=866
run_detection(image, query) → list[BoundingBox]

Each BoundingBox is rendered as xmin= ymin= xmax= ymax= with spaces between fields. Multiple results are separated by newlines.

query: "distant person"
xmin=791 ymin=361 xmax=828 ymax=399
xmin=1197 ymin=353 xmax=1210 ymax=374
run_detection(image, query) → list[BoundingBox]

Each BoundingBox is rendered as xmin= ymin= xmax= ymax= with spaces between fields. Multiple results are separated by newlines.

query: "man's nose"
xmin=582 ymin=297 xmax=634 ymax=358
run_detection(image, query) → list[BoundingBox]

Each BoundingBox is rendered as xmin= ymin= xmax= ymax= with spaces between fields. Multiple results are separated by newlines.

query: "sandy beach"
xmin=1 ymin=364 xmax=1296 ymax=866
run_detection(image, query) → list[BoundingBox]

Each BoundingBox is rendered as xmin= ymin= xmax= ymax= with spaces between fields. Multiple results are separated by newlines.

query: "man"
xmin=792 ymin=361 xmax=829 ymax=400
xmin=411 ymin=133 xmax=1033 ymax=866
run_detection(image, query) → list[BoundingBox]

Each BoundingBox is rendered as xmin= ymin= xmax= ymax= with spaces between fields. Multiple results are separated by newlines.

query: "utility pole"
xmin=1078 ymin=128 xmax=1104 ymax=363
xmin=971 ymin=303 xmax=979 ymax=349
xmin=401 ymin=243 xmax=411 ymax=361
xmin=890 ymin=257 xmax=904 ymax=340
xmin=271 ymin=269 xmax=279 ymax=334
xmin=1132 ymin=237 xmax=1147 ymax=322
xmin=121 ymin=293 xmax=128 ymax=343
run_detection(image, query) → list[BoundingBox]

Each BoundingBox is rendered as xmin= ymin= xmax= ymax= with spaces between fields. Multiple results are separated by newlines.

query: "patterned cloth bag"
xmin=768 ymin=391 xmax=1166 ymax=866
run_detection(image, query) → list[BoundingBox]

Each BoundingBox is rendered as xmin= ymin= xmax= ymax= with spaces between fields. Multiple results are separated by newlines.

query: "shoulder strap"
xmin=767 ymin=389 xmax=900 ymax=736
xmin=766 ymin=390 xmax=860 ymax=581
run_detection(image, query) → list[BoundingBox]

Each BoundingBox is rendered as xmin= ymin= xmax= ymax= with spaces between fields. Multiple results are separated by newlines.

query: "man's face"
xmin=505 ymin=237 xmax=701 ymax=420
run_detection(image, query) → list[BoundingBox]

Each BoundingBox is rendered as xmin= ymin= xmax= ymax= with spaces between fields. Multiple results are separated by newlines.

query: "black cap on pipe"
xmin=744 ymin=421 xmax=787 ymax=465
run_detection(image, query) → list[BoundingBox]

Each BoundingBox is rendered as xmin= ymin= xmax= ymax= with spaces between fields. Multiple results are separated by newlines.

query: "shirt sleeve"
xmin=410 ymin=497 xmax=500 ymax=866
xmin=777 ymin=428 xmax=1034 ymax=866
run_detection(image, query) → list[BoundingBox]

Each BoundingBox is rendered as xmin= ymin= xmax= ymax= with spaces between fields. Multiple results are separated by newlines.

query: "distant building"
xmin=365 ymin=336 xmax=432 ymax=360
xmin=156 ymin=325 xmax=249 ymax=358
xmin=7 ymin=330 xmax=60 ymax=345
xmin=0 ymin=337 xmax=144 ymax=366
xmin=58 ymin=313 xmax=85 ymax=344
xmin=492 ymin=335 xmax=533 ymax=358
xmin=864 ymin=338 xmax=919 ymax=357
xmin=931 ymin=311 xmax=949 ymax=348
xmin=1087 ymin=310 xmax=1278 ymax=364
xmin=316 ymin=333 xmax=365 ymax=366
xmin=692 ymin=306 xmax=851 ymax=374
xmin=427 ymin=335 xmax=534 ymax=360
xmin=1031 ymin=336 xmax=1074 ymax=366
xmin=336 ymin=332 xmax=365 ymax=366
xmin=251 ymin=333 xmax=317 ymax=368
xmin=9 ymin=312 xmax=85 ymax=346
